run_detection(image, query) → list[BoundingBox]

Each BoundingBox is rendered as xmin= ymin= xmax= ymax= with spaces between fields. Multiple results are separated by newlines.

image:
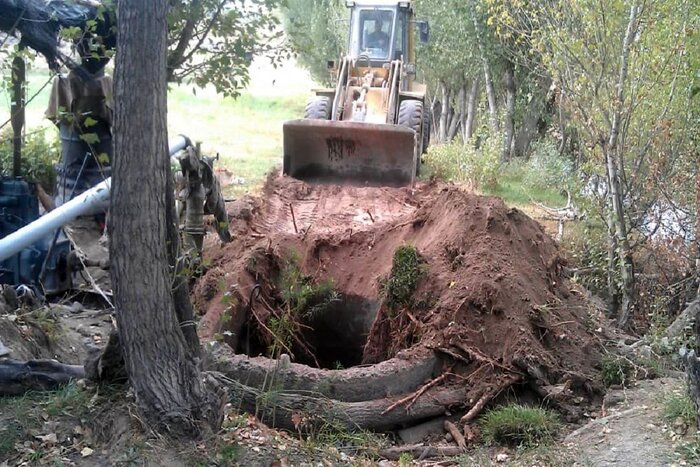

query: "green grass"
xmin=661 ymin=390 xmax=696 ymax=425
xmin=480 ymin=404 xmax=561 ymax=447
xmin=168 ymin=86 xmax=306 ymax=196
xmin=0 ymin=382 xmax=94 ymax=461
xmin=380 ymin=244 xmax=425 ymax=311
xmin=482 ymin=168 xmax=568 ymax=207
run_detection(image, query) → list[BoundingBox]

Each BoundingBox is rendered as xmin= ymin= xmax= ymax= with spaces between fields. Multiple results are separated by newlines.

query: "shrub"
xmin=480 ymin=404 xmax=560 ymax=446
xmin=423 ymin=134 xmax=501 ymax=190
xmin=600 ymin=353 xmax=633 ymax=387
xmin=522 ymin=138 xmax=576 ymax=193
xmin=380 ymin=244 xmax=424 ymax=311
xmin=662 ymin=390 xmax=696 ymax=425
xmin=0 ymin=127 xmax=59 ymax=193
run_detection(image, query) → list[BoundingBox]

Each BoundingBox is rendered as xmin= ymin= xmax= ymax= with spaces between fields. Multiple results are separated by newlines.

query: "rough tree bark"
xmin=464 ymin=77 xmax=479 ymax=142
xmin=483 ymin=62 xmax=499 ymax=132
xmin=110 ymin=0 xmax=221 ymax=437
xmin=502 ymin=60 xmax=515 ymax=162
xmin=607 ymin=3 xmax=640 ymax=328
xmin=439 ymin=82 xmax=450 ymax=143
xmin=514 ymin=76 xmax=553 ymax=158
xmin=447 ymin=86 xmax=465 ymax=141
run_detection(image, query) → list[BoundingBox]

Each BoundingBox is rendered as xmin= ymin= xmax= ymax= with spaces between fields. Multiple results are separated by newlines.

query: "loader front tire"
xmin=398 ymin=100 xmax=424 ymax=176
xmin=305 ymin=96 xmax=332 ymax=120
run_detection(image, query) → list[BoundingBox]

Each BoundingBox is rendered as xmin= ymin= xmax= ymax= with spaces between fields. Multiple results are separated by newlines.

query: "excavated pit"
xmin=193 ymin=171 xmax=604 ymax=430
xmin=235 ymin=293 xmax=380 ymax=369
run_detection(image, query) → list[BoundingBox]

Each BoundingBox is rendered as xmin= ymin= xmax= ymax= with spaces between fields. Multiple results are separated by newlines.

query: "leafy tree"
xmin=281 ymin=0 xmax=347 ymax=85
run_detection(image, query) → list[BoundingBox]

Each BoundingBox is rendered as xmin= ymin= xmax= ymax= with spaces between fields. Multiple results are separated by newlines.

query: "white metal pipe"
xmin=0 ymin=136 xmax=191 ymax=262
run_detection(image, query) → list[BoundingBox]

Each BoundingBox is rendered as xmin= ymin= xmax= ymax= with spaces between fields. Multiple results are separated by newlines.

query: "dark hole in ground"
xmin=236 ymin=294 xmax=380 ymax=369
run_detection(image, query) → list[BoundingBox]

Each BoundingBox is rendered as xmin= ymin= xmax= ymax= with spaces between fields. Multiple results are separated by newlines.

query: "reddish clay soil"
xmin=194 ymin=172 xmax=602 ymax=418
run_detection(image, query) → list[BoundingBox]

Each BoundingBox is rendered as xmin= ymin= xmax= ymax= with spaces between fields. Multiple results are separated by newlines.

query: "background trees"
xmin=281 ymin=0 xmax=699 ymax=330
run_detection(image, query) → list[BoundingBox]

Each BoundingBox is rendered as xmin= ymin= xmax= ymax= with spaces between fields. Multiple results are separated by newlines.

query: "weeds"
xmin=19 ymin=307 xmax=61 ymax=342
xmin=661 ymin=389 xmax=696 ymax=426
xmin=279 ymin=255 xmax=339 ymax=320
xmin=381 ymin=244 xmax=424 ymax=311
xmin=600 ymin=354 xmax=633 ymax=387
xmin=480 ymin=404 xmax=560 ymax=446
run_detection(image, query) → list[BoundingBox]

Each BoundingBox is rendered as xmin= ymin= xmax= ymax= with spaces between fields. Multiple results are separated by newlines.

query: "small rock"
xmin=81 ymin=447 xmax=94 ymax=457
xmin=496 ymin=453 xmax=509 ymax=463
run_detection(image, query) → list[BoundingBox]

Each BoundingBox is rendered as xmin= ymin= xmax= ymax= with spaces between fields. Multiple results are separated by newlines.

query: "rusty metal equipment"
xmin=283 ymin=0 xmax=430 ymax=186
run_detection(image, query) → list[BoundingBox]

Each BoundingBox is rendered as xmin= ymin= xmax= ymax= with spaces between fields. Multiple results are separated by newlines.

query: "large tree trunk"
xmin=514 ymin=76 xmax=553 ymax=158
xmin=439 ymin=82 xmax=451 ymax=143
xmin=110 ymin=0 xmax=220 ymax=437
xmin=608 ymin=3 xmax=640 ymax=329
xmin=464 ymin=77 xmax=479 ymax=142
xmin=502 ymin=61 xmax=515 ymax=162
xmin=447 ymin=86 xmax=464 ymax=141
xmin=483 ymin=62 xmax=499 ymax=132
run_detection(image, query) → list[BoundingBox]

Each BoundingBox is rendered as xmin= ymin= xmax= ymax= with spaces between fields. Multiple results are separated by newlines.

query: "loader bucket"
xmin=282 ymin=119 xmax=417 ymax=186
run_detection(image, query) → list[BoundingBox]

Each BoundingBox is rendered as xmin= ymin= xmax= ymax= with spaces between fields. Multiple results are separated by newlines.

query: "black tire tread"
xmin=304 ymin=96 xmax=332 ymax=120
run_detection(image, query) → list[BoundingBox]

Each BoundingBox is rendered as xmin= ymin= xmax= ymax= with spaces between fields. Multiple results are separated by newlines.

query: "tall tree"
xmin=110 ymin=0 xmax=221 ymax=436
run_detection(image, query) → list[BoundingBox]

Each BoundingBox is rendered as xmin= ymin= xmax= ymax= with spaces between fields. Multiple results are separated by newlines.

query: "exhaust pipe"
xmin=0 ymin=135 xmax=192 ymax=262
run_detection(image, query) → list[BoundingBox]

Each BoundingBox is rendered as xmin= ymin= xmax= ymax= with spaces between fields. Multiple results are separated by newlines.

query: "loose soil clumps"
xmin=194 ymin=172 xmax=602 ymax=430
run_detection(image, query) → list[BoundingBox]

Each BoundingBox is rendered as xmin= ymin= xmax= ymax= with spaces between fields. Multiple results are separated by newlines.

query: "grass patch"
xmin=482 ymin=167 xmax=568 ymax=207
xmin=380 ymin=244 xmax=425 ymax=311
xmin=480 ymin=404 xmax=560 ymax=446
xmin=0 ymin=382 xmax=96 ymax=461
xmin=661 ymin=389 xmax=696 ymax=425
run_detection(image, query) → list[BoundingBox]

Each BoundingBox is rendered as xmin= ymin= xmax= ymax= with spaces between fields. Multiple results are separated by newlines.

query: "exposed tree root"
xmin=207 ymin=343 xmax=440 ymax=403
xmin=460 ymin=374 xmax=522 ymax=425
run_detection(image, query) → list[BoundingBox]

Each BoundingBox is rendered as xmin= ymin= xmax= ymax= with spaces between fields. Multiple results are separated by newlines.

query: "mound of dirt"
xmin=194 ymin=172 xmax=602 ymax=428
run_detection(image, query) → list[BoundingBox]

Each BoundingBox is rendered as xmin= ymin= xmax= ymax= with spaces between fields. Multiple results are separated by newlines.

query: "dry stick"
xmin=382 ymin=372 xmax=451 ymax=415
xmin=459 ymin=375 xmax=521 ymax=425
xmin=378 ymin=445 xmax=463 ymax=461
xmin=249 ymin=303 xmax=295 ymax=359
xmin=444 ymin=420 xmax=467 ymax=451
xmin=366 ymin=209 xmax=375 ymax=223
xmin=452 ymin=342 xmax=523 ymax=375
xmin=289 ymin=203 xmax=298 ymax=233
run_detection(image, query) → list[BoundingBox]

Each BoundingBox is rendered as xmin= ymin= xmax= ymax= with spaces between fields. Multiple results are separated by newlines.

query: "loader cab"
xmin=347 ymin=3 xmax=409 ymax=65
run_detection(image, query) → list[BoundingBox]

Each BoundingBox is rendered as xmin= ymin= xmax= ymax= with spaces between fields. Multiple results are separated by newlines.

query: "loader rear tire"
xmin=398 ymin=100 xmax=424 ymax=176
xmin=422 ymin=111 xmax=431 ymax=154
xmin=305 ymin=95 xmax=332 ymax=120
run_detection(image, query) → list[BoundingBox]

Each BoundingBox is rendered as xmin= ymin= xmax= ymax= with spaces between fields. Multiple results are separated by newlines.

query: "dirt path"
xmin=566 ymin=377 xmax=682 ymax=467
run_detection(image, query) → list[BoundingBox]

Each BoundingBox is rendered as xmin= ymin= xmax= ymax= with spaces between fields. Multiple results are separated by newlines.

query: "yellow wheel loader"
xmin=283 ymin=0 xmax=430 ymax=186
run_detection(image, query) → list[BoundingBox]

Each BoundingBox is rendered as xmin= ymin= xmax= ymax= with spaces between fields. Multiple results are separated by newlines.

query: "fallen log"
xmin=213 ymin=371 xmax=470 ymax=431
xmin=0 ymin=358 xmax=85 ymax=396
xmin=208 ymin=342 xmax=440 ymax=403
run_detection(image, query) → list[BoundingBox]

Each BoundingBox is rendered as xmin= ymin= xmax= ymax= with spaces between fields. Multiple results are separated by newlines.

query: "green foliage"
xmin=0 ymin=127 xmax=59 ymax=193
xmin=381 ymin=245 xmax=425 ymax=311
xmin=217 ymin=444 xmax=242 ymax=466
xmin=600 ymin=354 xmax=633 ymax=387
xmin=167 ymin=0 xmax=287 ymax=97
xmin=423 ymin=136 xmax=501 ymax=190
xmin=398 ymin=452 xmax=413 ymax=466
xmin=521 ymin=138 xmax=577 ymax=194
xmin=661 ymin=390 xmax=696 ymax=426
xmin=480 ymin=404 xmax=560 ymax=446
xmin=281 ymin=0 xmax=347 ymax=85
xmin=561 ymin=221 xmax=609 ymax=295
xmin=279 ymin=256 xmax=339 ymax=320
